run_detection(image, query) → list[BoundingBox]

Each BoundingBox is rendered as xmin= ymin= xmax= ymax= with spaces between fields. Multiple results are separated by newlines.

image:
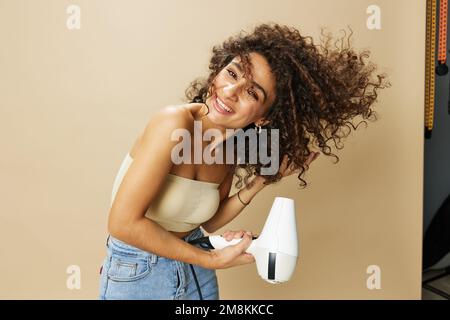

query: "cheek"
xmin=238 ymin=103 xmax=260 ymax=120
xmin=215 ymin=72 xmax=228 ymax=85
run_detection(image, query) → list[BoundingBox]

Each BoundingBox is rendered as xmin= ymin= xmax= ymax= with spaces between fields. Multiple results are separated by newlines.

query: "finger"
xmin=238 ymin=230 xmax=252 ymax=237
xmin=283 ymin=159 xmax=300 ymax=176
xmin=304 ymin=152 xmax=320 ymax=170
xmin=225 ymin=231 xmax=236 ymax=241
xmin=222 ymin=231 xmax=231 ymax=240
xmin=287 ymin=161 xmax=300 ymax=176
xmin=236 ymin=233 xmax=253 ymax=251
xmin=234 ymin=230 xmax=245 ymax=239
xmin=234 ymin=255 xmax=254 ymax=266
xmin=304 ymin=152 xmax=316 ymax=166
xmin=230 ymin=234 xmax=252 ymax=255
xmin=279 ymin=154 xmax=288 ymax=173
xmin=245 ymin=252 xmax=255 ymax=262
xmin=238 ymin=252 xmax=255 ymax=265
xmin=313 ymin=152 xmax=320 ymax=160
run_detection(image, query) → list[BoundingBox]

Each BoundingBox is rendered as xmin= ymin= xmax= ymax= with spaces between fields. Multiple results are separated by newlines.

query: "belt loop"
xmin=150 ymin=253 xmax=158 ymax=264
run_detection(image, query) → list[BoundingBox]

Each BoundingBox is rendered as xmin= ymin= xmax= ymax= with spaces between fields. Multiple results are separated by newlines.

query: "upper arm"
xmin=108 ymin=106 xmax=191 ymax=232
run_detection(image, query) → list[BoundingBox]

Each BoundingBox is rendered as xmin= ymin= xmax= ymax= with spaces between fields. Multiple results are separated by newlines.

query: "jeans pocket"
xmin=107 ymin=254 xmax=153 ymax=282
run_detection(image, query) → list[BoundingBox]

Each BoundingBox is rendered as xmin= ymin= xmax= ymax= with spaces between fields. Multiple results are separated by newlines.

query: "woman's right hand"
xmin=206 ymin=230 xmax=255 ymax=269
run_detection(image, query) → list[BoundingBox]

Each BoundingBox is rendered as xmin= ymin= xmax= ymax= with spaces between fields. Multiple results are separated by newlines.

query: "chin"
xmin=207 ymin=112 xmax=227 ymax=126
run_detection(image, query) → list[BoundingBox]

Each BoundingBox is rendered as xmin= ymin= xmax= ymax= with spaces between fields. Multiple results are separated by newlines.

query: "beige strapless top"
xmin=110 ymin=153 xmax=220 ymax=232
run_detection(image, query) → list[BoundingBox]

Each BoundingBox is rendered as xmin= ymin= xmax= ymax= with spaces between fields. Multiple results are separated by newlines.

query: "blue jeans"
xmin=98 ymin=227 xmax=219 ymax=300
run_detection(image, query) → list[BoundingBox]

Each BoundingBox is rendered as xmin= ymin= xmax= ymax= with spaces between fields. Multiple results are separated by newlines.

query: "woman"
xmin=98 ymin=23 xmax=390 ymax=300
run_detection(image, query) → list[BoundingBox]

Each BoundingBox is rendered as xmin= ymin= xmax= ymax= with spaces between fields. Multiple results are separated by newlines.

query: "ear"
xmin=254 ymin=117 xmax=271 ymax=127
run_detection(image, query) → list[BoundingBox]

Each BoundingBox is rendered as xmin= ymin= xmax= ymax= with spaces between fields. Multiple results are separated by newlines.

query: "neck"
xmin=196 ymin=110 xmax=236 ymax=152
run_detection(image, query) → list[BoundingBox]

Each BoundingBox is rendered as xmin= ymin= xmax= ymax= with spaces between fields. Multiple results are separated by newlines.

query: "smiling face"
xmin=205 ymin=52 xmax=277 ymax=129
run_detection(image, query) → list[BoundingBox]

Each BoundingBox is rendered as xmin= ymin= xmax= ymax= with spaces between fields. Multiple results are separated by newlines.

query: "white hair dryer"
xmin=190 ymin=197 xmax=299 ymax=284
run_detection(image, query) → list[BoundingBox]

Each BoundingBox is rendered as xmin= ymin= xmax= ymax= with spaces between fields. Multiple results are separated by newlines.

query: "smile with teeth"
xmin=214 ymin=96 xmax=234 ymax=114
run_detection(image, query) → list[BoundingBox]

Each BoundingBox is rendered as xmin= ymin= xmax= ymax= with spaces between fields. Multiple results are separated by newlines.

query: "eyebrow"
xmin=231 ymin=61 xmax=268 ymax=103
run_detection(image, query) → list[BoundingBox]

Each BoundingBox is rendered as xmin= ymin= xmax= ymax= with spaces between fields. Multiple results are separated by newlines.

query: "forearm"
xmin=109 ymin=216 xmax=212 ymax=268
xmin=202 ymin=175 xmax=267 ymax=233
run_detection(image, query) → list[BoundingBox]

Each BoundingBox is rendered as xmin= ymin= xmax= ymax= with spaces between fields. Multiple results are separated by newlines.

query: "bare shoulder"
xmin=151 ymin=104 xmax=190 ymax=125
xmin=143 ymin=104 xmax=198 ymax=136
xmin=130 ymin=104 xmax=196 ymax=158
xmin=179 ymin=102 xmax=208 ymax=119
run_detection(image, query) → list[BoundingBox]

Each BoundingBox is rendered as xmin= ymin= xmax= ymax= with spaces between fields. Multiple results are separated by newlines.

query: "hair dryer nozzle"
xmin=251 ymin=197 xmax=299 ymax=283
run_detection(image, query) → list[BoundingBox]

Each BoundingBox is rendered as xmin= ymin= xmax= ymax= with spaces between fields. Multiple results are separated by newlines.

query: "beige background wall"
xmin=0 ymin=0 xmax=424 ymax=299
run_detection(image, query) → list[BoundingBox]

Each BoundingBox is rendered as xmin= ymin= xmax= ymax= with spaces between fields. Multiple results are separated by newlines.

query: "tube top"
xmin=110 ymin=153 xmax=221 ymax=232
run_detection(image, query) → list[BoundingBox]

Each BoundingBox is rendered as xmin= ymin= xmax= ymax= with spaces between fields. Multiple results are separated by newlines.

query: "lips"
xmin=212 ymin=95 xmax=235 ymax=115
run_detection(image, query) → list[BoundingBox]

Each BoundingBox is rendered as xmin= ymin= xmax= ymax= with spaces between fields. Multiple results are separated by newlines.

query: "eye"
xmin=227 ymin=69 xmax=237 ymax=79
xmin=248 ymin=89 xmax=258 ymax=100
xmin=227 ymin=69 xmax=259 ymax=100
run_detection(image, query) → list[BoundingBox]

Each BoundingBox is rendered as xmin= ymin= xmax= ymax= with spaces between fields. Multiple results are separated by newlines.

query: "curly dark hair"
xmin=184 ymin=22 xmax=391 ymax=189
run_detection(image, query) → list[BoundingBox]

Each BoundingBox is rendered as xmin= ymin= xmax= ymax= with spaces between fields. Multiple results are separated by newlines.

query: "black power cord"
xmin=189 ymin=264 xmax=203 ymax=300
xmin=187 ymin=235 xmax=258 ymax=300
xmin=187 ymin=236 xmax=214 ymax=300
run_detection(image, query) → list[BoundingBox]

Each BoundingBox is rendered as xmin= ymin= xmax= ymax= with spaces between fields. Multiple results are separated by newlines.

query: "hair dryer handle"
xmin=209 ymin=235 xmax=257 ymax=252
xmin=209 ymin=235 xmax=242 ymax=249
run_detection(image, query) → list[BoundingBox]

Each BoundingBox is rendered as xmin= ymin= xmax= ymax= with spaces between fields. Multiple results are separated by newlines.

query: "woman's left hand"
xmin=252 ymin=151 xmax=320 ymax=188
xmin=278 ymin=151 xmax=320 ymax=178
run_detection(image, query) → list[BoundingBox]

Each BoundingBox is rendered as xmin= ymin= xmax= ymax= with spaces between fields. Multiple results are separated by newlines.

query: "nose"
xmin=223 ymin=78 xmax=248 ymax=100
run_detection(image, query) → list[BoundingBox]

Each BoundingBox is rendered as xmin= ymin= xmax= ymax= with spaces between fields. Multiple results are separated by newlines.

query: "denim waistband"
xmin=106 ymin=226 xmax=205 ymax=257
xmin=182 ymin=226 xmax=204 ymax=242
